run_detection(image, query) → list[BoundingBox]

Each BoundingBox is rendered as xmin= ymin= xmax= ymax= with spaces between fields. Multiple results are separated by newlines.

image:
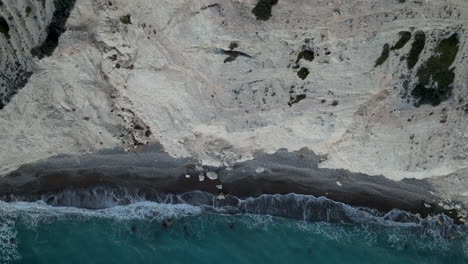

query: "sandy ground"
xmin=2 ymin=147 xmax=466 ymax=224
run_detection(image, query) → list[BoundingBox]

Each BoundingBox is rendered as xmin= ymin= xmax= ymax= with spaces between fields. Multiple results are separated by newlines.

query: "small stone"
xmin=217 ymin=193 xmax=225 ymax=200
xmin=216 ymin=185 xmax=223 ymax=190
xmin=185 ymin=174 xmax=190 ymax=179
xmin=455 ymin=204 xmax=461 ymax=209
xmin=336 ymin=181 xmax=342 ymax=187
xmin=443 ymin=205 xmax=450 ymax=210
xmin=206 ymin=172 xmax=218 ymax=180
xmin=438 ymin=202 xmax=444 ymax=207
xmin=255 ymin=167 xmax=265 ymax=173
xmin=424 ymin=203 xmax=431 ymax=208
xmin=199 ymin=174 xmax=205 ymax=182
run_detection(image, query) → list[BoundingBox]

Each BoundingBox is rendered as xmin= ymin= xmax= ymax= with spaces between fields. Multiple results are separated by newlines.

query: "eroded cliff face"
xmin=0 ymin=0 xmax=467 ymax=190
xmin=0 ymin=0 xmax=77 ymax=109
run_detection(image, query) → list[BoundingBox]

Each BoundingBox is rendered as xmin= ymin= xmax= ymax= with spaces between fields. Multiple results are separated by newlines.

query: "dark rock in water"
xmin=411 ymin=33 xmax=459 ymax=107
xmin=297 ymin=67 xmax=309 ymax=80
xmin=228 ymin=222 xmax=235 ymax=229
xmin=391 ymin=31 xmax=411 ymax=50
xmin=252 ymin=0 xmax=278 ymax=21
xmin=162 ymin=219 xmax=174 ymax=229
xmin=374 ymin=44 xmax=390 ymax=67
xmin=406 ymin=30 xmax=426 ymax=69
xmin=31 ymin=0 xmax=77 ymax=59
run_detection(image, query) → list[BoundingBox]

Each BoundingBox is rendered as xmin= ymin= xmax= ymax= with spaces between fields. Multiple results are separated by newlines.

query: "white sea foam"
xmin=1 ymin=192 xmax=467 ymax=261
xmin=0 ymin=200 xmax=201 ymax=262
xmin=1 ymin=200 xmax=202 ymax=223
xmin=0 ymin=213 xmax=18 ymax=263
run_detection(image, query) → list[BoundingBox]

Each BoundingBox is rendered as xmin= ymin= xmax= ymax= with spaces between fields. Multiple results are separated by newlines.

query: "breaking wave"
xmin=0 ymin=187 xmax=467 ymax=263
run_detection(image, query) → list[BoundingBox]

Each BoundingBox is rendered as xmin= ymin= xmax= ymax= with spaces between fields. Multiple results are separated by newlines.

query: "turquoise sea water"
xmin=1 ymin=192 xmax=467 ymax=263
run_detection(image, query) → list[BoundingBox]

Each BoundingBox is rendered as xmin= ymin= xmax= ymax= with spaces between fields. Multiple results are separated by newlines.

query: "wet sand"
xmin=0 ymin=147 xmax=462 ymax=223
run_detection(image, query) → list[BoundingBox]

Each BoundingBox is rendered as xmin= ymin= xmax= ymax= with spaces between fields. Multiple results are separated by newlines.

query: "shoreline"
xmin=0 ymin=148 xmax=464 ymax=224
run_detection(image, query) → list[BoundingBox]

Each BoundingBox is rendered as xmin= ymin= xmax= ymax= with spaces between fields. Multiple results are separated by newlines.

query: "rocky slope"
xmin=0 ymin=0 xmax=467 ymax=206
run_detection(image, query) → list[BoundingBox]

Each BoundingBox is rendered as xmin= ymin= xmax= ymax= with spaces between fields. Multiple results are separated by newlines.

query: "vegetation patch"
xmin=391 ymin=31 xmax=411 ymax=50
xmin=120 ymin=14 xmax=132 ymax=25
xmin=25 ymin=6 xmax=32 ymax=16
xmin=229 ymin=42 xmax=238 ymax=50
xmin=296 ymin=50 xmax=315 ymax=63
xmin=219 ymin=46 xmax=252 ymax=63
xmin=288 ymin=94 xmax=306 ymax=107
xmin=297 ymin=67 xmax=309 ymax=80
xmin=411 ymin=33 xmax=459 ymax=107
xmin=374 ymin=44 xmax=390 ymax=67
xmin=406 ymin=30 xmax=426 ymax=69
xmin=252 ymin=0 xmax=278 ymax=21
xmin=31 ymin=0 xmax=77 ymax=59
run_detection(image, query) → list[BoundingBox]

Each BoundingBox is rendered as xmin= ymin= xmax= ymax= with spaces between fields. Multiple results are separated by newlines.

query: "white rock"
xmin=206 ymin=172 xmax=218 ymax=180
xmin=185 ymin=174 xmax=191 ymax=179
xmin=255 ymin=167 xmax=265 ymax=173
xmin=336 ymin=181 xmax=342 ymax=187
xmin=217 ymin=193 xmax=225 ymax=200
xmin=424 ymin=203 xmax=432 ymax=208
xmin=216 ymin=185 xmax=223 ymax=190
xmin=198 ymin=174 xmax=205 ymax=182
